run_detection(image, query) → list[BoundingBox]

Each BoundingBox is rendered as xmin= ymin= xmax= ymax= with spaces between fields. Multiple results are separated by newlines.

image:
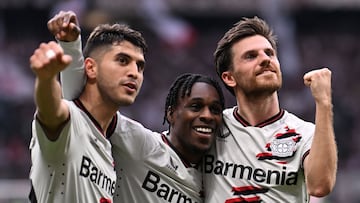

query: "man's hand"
xmin=47 ymin=10 xmax=80 ymax=42
xmin=30 ymin=41 xmax=72 ymax=80
xmin=303 ymin=67 xmax=332 ymax=106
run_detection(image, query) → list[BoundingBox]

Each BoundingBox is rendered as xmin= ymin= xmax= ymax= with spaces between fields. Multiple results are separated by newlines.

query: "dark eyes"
xmin=245 ymin=53 xmax=257 ymax=59
xmin=210 ymin=105 xmax=223 ymax=115
xmin=117 ymin=55 xmax=145 ymax=72
xmin=189 ymin=103 xmax=202 ymax=111
xmin=264 ymin=49 xmax=275 ymax=57
xmin=117 ymin=56 xmax=129 ymax=65
xmin=244 ymin=49 xmax=275 ymax=59
xmin=189 ymin=103 xmax=222 ymax=115
xmin=136 ymin=61 xmax=145 ymax=72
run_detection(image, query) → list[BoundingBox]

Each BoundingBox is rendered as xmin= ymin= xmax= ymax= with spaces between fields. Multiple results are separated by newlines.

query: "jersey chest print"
xmin=256 ymin=126 xmax=302 ymax=162
xmin=227 ymin=126 xmax=302 ymax=202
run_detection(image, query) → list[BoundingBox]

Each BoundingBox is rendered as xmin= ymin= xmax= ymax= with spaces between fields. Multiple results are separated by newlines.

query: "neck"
xmin=79 ymin=90 xmax=119 ymax=134
xmin=236 ymin=92 xmax=280 ymax=126
xmin=167 ymin=134 xmax=203 ymax=165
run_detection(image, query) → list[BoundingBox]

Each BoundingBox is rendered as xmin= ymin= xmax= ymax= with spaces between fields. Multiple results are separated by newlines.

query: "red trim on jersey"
xmin=226 ymin=185 xmax=268 ymax=203
xmin=256 ymin=152 xmax=273 ymax=158
xmin=233 ymin=107 xmax=285 ymax=127
xmin=225 ymin=196 xmax=261 ymax=203
xmin=232 ymin=185 xmax=265 ymax=193
xmin=99 ymin=197 xmax=112 ymax=203
xmin=275 ymin=127 xmax=299 ymax=139
xmin=301 ymin=149 xmax=310 ymax=169
xmin=73 ymin=99 xmax=117 ymax=138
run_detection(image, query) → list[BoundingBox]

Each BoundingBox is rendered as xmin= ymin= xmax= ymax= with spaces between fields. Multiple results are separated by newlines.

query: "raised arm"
xmin=303 ymin=68 xmax=338 ymax=197
xmin=48 ymin=10 xmax=85 ymax=100
xmin=30 ymin=41 xmax=72 ymax=140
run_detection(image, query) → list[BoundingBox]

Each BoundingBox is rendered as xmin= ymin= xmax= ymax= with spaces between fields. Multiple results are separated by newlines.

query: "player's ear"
xmin=166 ymin=106 xmax=175 ymax=124
xmin=84 ymin=57 xmax=97 ymax=79
xmin=221 ymin=71 xmax=236 ymax=88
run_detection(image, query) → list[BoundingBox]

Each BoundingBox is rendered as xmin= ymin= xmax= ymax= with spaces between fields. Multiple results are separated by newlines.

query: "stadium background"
xmin=0 ymin=0 xmax=359 ymax=202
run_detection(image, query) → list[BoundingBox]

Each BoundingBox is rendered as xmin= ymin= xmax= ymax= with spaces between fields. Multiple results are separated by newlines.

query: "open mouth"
xmin=125 ymin=83 xmax=136 ymax=90
xmin=194 ymin=127 xmax=213 ymax=134
xmin=123 ymin=82 xmax=138 ymax=93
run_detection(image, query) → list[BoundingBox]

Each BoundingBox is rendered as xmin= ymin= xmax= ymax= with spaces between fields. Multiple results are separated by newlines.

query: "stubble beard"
xmin=241 ymin=75 xmax=282 ymax=98
xmin=98 ymin=83 xmax=137 ymax=107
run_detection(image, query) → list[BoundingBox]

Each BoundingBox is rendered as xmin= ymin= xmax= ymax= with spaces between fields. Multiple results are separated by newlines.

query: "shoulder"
xmin=283 ymin=110 xmax=314 ymax=127
xmin=223 ymin=107 xmax=236 ymax=118
xmin=115 ymin=113 xmax=160 ymax=137
xmin=117 ymin=113 xmax=148 ymax=129
xmin=283 ymin=110 xmax=315 ymax=136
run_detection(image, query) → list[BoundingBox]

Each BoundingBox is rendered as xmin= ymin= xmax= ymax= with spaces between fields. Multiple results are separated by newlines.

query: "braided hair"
xmin=163 ymin=73 xmax=225 ymax=126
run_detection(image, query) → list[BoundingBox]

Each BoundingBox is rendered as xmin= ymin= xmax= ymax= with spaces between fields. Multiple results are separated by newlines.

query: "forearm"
xmin=35 ymin=77 xmax=67 ymax=128
xmin=305 ymin=103 xmax=337 ymax=196
xmin=59 ymin=36 xmax=85 ymax=100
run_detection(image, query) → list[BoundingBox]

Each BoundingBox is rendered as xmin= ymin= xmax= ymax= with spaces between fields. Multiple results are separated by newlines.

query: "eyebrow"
xmin=115 ymin=52 xmax=145 ymax=64
xmin=189 ymin=97 xmax=221 ymax=104
xmin=241 ymin=47 xmax=275 ymax=57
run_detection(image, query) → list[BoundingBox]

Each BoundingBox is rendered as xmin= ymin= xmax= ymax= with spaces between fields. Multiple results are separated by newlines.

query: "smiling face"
xmin=167 ymin=82 xmax=223 ymax=160
xmin=222 ymin=35 xmax=282 ymax=97
xmin=90 ymin=40 xmax=145 ymax=107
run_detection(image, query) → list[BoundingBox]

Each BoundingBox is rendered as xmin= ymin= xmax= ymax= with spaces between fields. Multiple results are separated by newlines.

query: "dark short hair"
xmin=163 ymin=73 xmax=225 ymax=126
xmin=214 ymin=16 xmax=277 ymax=95
xmin=83 ymin=23 xmax=147 ymax=59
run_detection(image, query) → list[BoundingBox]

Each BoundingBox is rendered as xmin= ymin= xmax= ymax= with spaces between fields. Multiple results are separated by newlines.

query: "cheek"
xmin=171 ymin=112 xmax=184 ymax=129
xmin=233 ymin=64 xmax=249 ymax=76
xmin=174 ymin=112 xmax=193 ymax=128
xmin=138 ymin=75 xmax=144 ymax=87
xmin=215 ymin=116 xmax=223 ymax=126
xmin=274 ymin=59 xmax=281 ymax=70
xmin=233 ymin=71 xmax=248 ymax=84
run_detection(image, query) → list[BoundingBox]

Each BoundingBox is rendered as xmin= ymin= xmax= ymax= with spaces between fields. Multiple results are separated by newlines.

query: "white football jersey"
xmin=203 ymin=107 xmax=314 ymax=203
xmin=110 ymin=115 xmax=203 ymax=203
xmin=58 ymin=38 xmax=203 ymax=202
xmin=29 ymin=100 xmax=116 ymax=203
xmin=58 ymin=37 xmax=85 ymax=100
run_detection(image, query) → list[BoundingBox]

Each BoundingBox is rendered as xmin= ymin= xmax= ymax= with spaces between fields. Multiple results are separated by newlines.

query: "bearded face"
xmin=222 ymin=35 xmax=282 ymax=97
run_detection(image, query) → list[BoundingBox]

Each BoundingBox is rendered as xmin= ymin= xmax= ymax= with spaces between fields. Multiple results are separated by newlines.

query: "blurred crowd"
xmin=0 ymin=0 xmax=359 ymax=202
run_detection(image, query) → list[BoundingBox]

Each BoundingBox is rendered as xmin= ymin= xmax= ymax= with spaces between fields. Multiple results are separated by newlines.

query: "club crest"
xmin=270 ymin=139 xmax=296 ymax=157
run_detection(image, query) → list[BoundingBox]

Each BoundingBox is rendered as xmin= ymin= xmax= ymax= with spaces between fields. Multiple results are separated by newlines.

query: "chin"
xmin=118 ymin=98 xmax=135 ymax=106
xmin=196 ymin=143 xmax=212 ymax=153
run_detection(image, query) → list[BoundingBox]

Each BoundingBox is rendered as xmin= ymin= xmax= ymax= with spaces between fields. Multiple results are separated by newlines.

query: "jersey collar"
xmin=233 ymin=107 xmax=284 ymax=127
xmin=73 ymin=98 xmax=117 ymax=139
xmin=161 ymin=133 xmax=199 ymax=169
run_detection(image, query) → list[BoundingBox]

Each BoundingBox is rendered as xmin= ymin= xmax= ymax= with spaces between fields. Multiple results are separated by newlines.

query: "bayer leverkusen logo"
xmin=270 ymin=139 xmax=296 ymax=157
xmin=256 ymin=126 xmax=302 ymax=161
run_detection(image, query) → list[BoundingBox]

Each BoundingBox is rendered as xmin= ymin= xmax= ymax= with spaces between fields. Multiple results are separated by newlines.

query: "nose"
xmin=260 ymin=59 xmax=270 ymax=67
xmin=127 ymin=61 xmax=140 ymax=78
xmin=199 ymin=107 xmax=214 ymax=123
xmin=259 ymin=52 xmax=271 ymax=68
